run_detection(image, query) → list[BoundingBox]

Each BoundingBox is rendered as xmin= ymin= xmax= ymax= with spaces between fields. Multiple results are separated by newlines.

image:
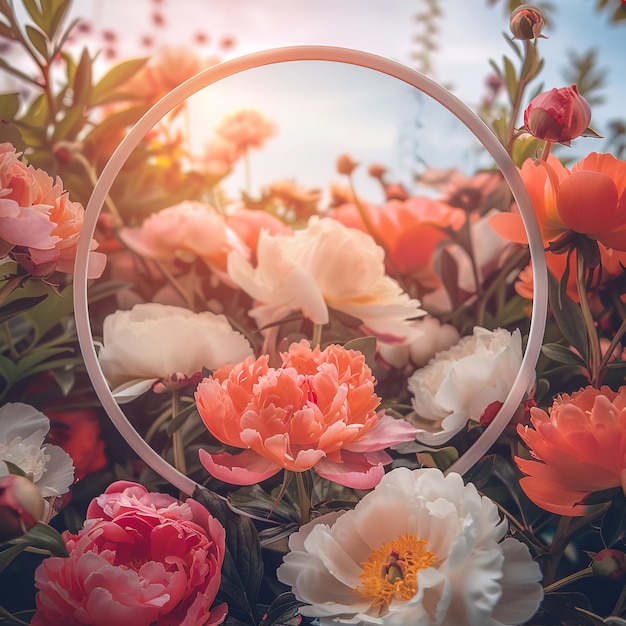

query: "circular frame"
xmin=74 ymin=45 xmax=548 ymax=496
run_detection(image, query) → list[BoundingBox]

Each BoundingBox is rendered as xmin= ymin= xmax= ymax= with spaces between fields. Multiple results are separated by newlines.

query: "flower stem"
xmin=0 ymin=605 xmax=31 ymax=626
xmin=311 ymin=323 xmax=323 ymax=348
xmin=171 ymin=390 xmax=187 ymax=477
xmin=0 ymin=274 xmax=24 ymax=308
xmin=543 ymin=566 xmax=593 ymax=593
xmin=575 ymin=250 xmax=602 ymax=386
xmin=295 ymin=471 xmax=311 ymax=526
xmin=540 ymin=140 xmax=553 ymax=161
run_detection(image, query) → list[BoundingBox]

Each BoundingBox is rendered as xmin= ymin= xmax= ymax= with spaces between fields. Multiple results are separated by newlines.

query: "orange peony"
xmin=516 ymin=385 xmax=626 ymax=516
xmin=490 ymin=153 xmax=626 ymax=251
xmin=195 ymin=340 xmax=418 ymax=489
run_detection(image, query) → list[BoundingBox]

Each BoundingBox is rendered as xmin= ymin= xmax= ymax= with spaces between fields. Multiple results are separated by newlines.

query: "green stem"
xmin=542 ymin=515 xmax=572 ymax=587
xmin=611 ymin=576 xmax=626 ymax=615
xmin=474 ymin=247 xmax=529 ymax=327
xmin=594 ymin=314 xmax=626 ymax=387
xmin=505 ymin=40 xmax=532 ymax=154
xmin=295 ymin=471 xmax=311 ymax=526
xmin=311 ymin=323 xmax=323 ymax=348
xmin=540 ymin=140 xmax=553 ymax=161
xmin=171 ymin=390 xmax=187 ymax=476
xmin=0 ymin=605 xmax=31 ymax=626
xmin=575 ymin=250 xmax=602 ymax=386
xmin=543 ymin=566 xmax=593 ymax=593
xmin=153 ymin=260 xmax=194 ymax=310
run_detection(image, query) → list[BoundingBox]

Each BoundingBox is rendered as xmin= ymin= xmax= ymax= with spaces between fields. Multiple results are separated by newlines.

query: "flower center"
xmin=356 ymin=534 xmax=438 ymax=610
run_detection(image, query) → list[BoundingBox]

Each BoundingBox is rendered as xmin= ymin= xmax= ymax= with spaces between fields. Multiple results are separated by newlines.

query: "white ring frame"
xmin=74 ymin=45 xmax=548 ymax=496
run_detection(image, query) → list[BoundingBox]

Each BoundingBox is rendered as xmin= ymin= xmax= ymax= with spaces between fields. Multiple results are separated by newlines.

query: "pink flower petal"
xmin=198 ymin=448 xmax=281 ymax=485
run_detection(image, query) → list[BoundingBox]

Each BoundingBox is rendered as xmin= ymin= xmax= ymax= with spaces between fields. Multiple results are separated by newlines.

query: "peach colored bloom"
xmin=123 ymin=44 xmax=219 ymax=103
xmin=214 ymin=108 xmax=275 ymax=157
xmin=119 ymin=200 xmax=249 ymax=276
xmin=490 ymin=153 xmax=626 ymax=251
xmin=226 ymin=208 xmax=292 ymax=256
xmin=227 ymin=216 xmax=425 ymax=343
xmin=195 ymin=340 xmax=418 ymax=489
xmin=199 ymin=135 xmax=238 ymax=180
xmin=0 ymin=142 xmax=105 ymax=278
xmin=521 ymin=85 xmax=591 ymax=145
xmin=516 ymin=385 xmax=626 ymax=516
xmin=32 ymin=481 xmax=227 ymax=626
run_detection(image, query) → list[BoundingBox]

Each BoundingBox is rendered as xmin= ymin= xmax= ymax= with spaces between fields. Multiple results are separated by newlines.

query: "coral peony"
xmin=490 ymin=152 xmax=626 ymax=251
xmin=98 ymin=303 xmax=254 ymax=402
xmin=32 ymin=481 xmax=227 ymax=626
xmin=195 ymin=340 xmax=418 ymax=489
xmin=277 ymin=467 xmax=543 ymax=626
xmin=407 ymin=327 xmax=525 ymax=446
xmin=0 ymin=142 xmax=105 ymax=278
xmin=516 ymin=385 xmax=626 ymax=516
xmin=227 ymin=216 xmax=425 ymax=343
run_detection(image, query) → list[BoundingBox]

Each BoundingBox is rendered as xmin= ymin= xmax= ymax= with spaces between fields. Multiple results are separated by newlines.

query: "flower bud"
xmin=510 ymin=5 xmax=546 ymax=40
xmin=592 ymin=549 xmax=626 ymax=580
xmin=336 ymin=153 xmax=359 ymax=176
xmin=522 ymin=85 xmax=592 ymax=145
xmin=0 ymin=474 xmax=45 ymax=542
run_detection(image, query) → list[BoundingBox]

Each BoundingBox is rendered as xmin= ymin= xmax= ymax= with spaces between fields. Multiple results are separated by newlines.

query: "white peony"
xmin=407 ymin=326 xmax=524 ymax=446
xmin=277 ymin=467 xmax=542 ymax=626
xmin=227 ymin=216 xmax=425 ymax=343
xmin=97 ymin=303 xmax=254 ymax=402
xmin=0 ymin=403 xmax=74 ymax=498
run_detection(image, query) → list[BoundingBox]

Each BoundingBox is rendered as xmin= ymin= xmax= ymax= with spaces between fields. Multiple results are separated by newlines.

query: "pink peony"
xmin=0 ymin=142 xmax=105 ymax=278
xmin=32 ymin=481 xmax=227 ymax=626
xmin=195 ymin=340 xmax=418 ymax=489
xmin=214 ymin=108 xmax=275 ymax=157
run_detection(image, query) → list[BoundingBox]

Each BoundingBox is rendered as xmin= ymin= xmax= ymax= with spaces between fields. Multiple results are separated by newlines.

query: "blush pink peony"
xmin=0 ymin=142 xmax=105 ymax=278
xmin=32 ymin=481 xmax=227 ymax=626
xmin=195 ymin=340 xmax=418 ymax=489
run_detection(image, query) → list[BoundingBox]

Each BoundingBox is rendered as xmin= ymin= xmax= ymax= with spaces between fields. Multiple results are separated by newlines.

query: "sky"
xmin=6 ymin=0 xmax=626 ymax=198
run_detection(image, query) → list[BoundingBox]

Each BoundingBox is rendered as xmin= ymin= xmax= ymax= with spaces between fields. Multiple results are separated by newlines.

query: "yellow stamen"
xmin=356 ymin=534 xmax=438 ymax=610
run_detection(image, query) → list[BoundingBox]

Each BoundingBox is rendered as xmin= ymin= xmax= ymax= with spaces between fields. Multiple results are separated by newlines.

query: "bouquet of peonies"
xmin=0 ymin=1 xmax=626 ymax=625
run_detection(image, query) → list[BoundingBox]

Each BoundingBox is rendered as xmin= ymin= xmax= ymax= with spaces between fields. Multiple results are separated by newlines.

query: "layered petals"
xmin=32 ymin=481 xmax=226 ymax=626
xmin=277 ymin=467 xmax=542 ymax=626
xmin=516 ymin=385 xmax=626 ymax=516
xmin=195 ymin=340 xmax=417 ymax=488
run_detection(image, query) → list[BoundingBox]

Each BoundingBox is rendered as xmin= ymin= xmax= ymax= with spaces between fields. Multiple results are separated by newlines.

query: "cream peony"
xmin=97 ymin=303 xmax=254 ymax=402
xmin=407 ymin=327 xmax=524 ymax=446
xmin=0 ymin=403 xmax=74 ymax=498
xmin=277 ymin=467 xmax=542 ymax=626
xmin=227 ymin=216 xmax=425 ymax=343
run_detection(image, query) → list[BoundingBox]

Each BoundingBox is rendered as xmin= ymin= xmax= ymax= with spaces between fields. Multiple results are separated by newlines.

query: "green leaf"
xmin=52 ymin=102 xmax=85 ymax=142
xmin=47 ymin=0 xmax=72 ymax=39
xmin=0 ymin=57 xmax=39 ymax=85
xmin=0 ymin=120 xmax=26 ymax=151
xmin=541 ymin=343 xmax=587 ymax=368
xmin=82 ymin=103 xmax=148 ymax=146
xmin=0 ymin=92 xmax=19 ymax=120
xmin=71 ymin=47 xmax=92 ymax=108
xmin=166 ymin=403 xmax=199 ymax=436
xmin=228 ymin=484 xmax=299 ymax=525
xmin=0 ymin=294 xmax=47 ymax=325
xmin=440 ymin=247 xmax=459 ymax=308
xmin=503 ymin=55 xmax=518 ymax=103
xmin=193 ymin=486 xmax=263 ymax=625
xmin=23 ymin=92 xmax=50 ymax=129
xmin=601 ymin=495 xmax=626 ymax=547
xmin=463 ymin=454 xmax=496 ymax=489
xmin=14 ymin=346 xmax=73 ymax=378
xmin=90 ymin=57 xmax=149 ymax=106
xmin=0 ymin=522 xmax=68 ymax=575
xmin=25 ymin=24 xmax=49 ymax=60
xmin=22 ymin=0 xmax=45 ymax=30
xmin=547 ymin=272 xmax=589 ymax=362
xmin=343 ymin=336 xmax=377 ymax=369
xmin=259 ymin=592 xmax=304 ymax=626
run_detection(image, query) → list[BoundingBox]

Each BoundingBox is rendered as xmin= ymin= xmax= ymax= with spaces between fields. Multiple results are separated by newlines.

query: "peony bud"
xmin=522 ymin=85 xmax=592 ymax=145
xmin=336 ymin=153 xmax=359 ymax=176
xmin=592 ymin=549 xmax=626 ymax=580
xmin=0 ymin=474 xmax=45 ymax=542
xmin=510 ymin=5 xmax=546 ymax=40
